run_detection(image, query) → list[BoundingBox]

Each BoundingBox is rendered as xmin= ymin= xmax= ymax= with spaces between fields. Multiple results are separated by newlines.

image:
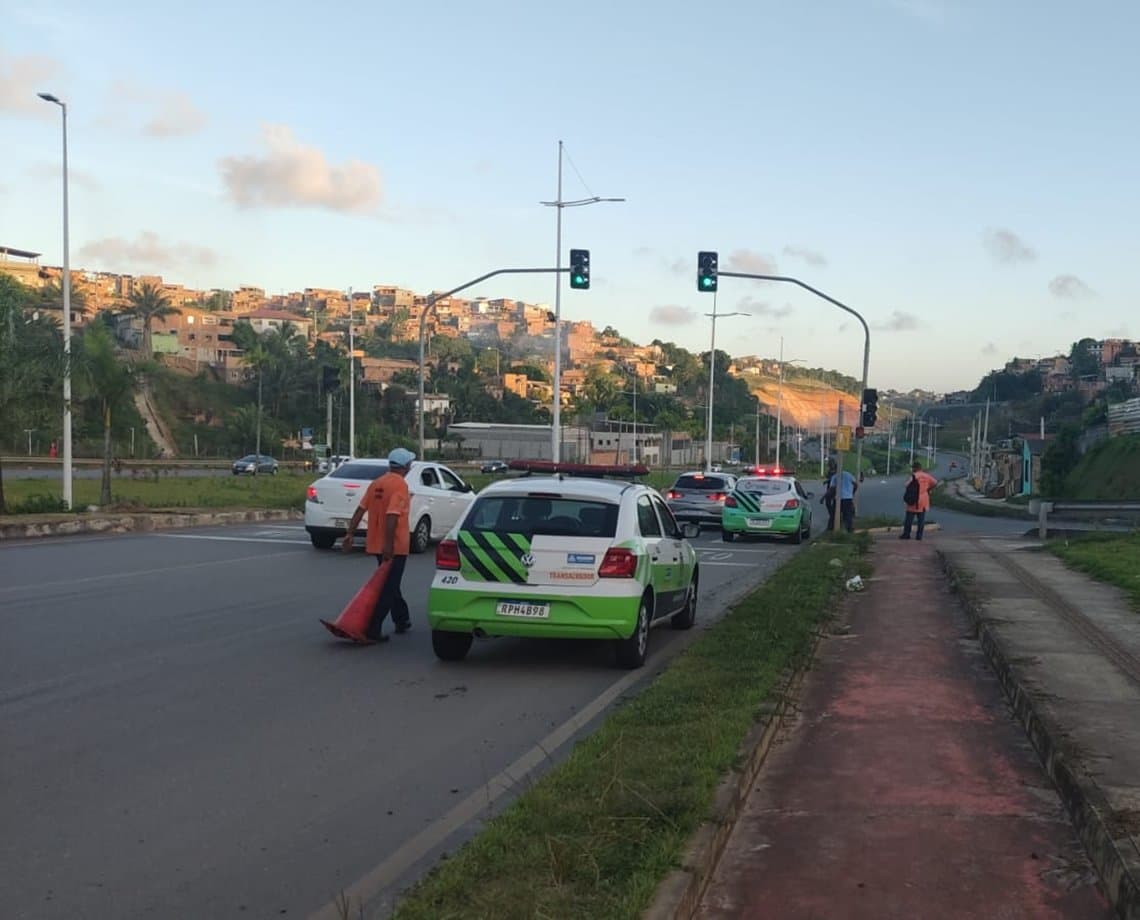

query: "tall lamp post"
xmin=774 ymin=339 xmax=806 ymax=468
xmin=540 ymin=141 xmax=624 ymax=462
xmin=38 ymin=91 xmax=73 ymax=510
xmin=703 ymin=295 xmax=749 ymax=471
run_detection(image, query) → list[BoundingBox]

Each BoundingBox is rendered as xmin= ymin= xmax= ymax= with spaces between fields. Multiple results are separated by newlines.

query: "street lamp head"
xmin=38 ymin=92 xmax=63 ymax=105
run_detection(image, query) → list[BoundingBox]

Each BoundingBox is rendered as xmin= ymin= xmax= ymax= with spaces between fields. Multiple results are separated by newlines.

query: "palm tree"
xmin=127 ymin=282 xmax=181 ymax=356
xmin=79 ymin=324 xmax=136 ymax=505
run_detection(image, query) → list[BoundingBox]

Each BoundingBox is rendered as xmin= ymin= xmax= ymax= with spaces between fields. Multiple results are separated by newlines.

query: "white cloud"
xmin=78 ymin=231 xmax=219 ymax=272
xmin=738 ymin=296 xmax=792 ymax=318
xmin=649 ymin=305 xmax=697 ymax=325
xmin=874 ymin=311 xmax=921 ymax=331
xmin=105 ymin=80 xmax=207 ymax=137
xmin=782 ymin=245 xmax=827 ymax=267
xmin=725 ymin=249 xmax=778 ymax=276
xmin=983 ymin=228 xmax=1036 ymax=265
xmin=1048 ymin=274 xmax=1095 ymax=299
xmin=219 ymin=125 xmax=382 ymax=214
xmin=0 ymin=52 xmax=64 ymax=117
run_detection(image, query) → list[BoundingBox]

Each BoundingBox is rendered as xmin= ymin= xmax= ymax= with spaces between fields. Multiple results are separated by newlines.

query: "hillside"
xmin=1064 ymin=434 xmax=1140 ymax=499
xmin=747 ymin=376 xmax=865 ymax=430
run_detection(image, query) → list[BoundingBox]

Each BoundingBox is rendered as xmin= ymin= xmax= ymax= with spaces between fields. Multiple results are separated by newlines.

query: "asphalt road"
xmin=0 ymin=516 xmax=830 ymax=920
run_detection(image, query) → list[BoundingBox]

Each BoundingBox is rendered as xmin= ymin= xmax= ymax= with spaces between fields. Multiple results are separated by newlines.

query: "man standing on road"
xmin=900 ymin=460 xmax=939 ymax=541
xmin=342 ymin=447 xmax=415 ymax=641
xmin=829 ymin=465 xmax=858 ymax=533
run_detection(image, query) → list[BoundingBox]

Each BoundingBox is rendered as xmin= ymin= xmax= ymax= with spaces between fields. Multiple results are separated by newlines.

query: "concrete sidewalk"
xmin=696 ymin=536 xmax=1114 ymax=919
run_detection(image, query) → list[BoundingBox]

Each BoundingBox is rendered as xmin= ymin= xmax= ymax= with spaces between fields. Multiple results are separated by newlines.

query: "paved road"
xmin=0 ymin=518 xmax=825 ymax=920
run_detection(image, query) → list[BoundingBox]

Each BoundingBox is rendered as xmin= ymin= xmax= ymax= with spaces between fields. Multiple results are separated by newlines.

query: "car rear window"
xmin=673 ymin=475 xmax=730 ymax=491
xmin=331 ymin=462 xmax=388 ymax=480
xmin=737 ymin=478 xmax=793 ymax=495
xmin=464 ymin=495 xmax=618 ymax=538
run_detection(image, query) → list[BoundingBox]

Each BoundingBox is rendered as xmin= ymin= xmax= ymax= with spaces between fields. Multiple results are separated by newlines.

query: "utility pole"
xmin=326 ymin=393 xmax=334 ymax=453
xmin=348 ymin=289 xmax=355 ymax=458
xmin=885 ymin=402 xmax=893 ymax=477
xmin=754 ymin=399 xmax=761 ymax=467
xmin=833 ymin=399 xmax=845 ymax=533
xmin=776 ymin=336 xmax=783 ymax=468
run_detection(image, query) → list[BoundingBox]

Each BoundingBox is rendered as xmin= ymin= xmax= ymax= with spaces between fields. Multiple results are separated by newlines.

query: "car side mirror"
xmin=679 ymin=522 xmax=701 ymax=540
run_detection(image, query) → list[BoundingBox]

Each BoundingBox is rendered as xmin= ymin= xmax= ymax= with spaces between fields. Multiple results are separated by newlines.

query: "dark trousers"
xmin=369 ymin=555 xmax=410 ymax=636
xmin=902 ymin=510 xmax=926 ymax=539
xmin=824 ymin=499 xmax=836 ymax=530
xmin=839 ymin=499 xmax=855 ymax=533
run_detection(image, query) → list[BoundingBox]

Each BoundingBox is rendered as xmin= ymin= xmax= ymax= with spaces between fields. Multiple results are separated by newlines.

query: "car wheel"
xmin=310 ymin=532 xmax=336 ymax=550
xmin=791 ymin=519 xmax=804 ymax=544
xmin=271 ymin=467 xmax=278 ymax=476
xmin=616 ymin=595 xmax=651 ymax=669
xmin=721 ymin=529 xmax=736 ymax=543
xmin=432 ymin=629 xmax=473 ymax=662
xmin=411 ymin=515 xmax=431 ymax=554
xmin=671 ymin=577 xmax=697 ymax=630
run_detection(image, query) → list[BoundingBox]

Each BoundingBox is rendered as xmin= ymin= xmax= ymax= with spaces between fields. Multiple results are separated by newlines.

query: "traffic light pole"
xmin=417 ymin=267 xmax=568 ymax=459
xmin=717 ymin=271 xmax=871 ymax=491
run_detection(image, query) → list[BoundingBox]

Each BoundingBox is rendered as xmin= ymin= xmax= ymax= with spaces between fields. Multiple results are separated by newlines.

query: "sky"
xmin=2 ymin=0 xmax=1138 ymax=393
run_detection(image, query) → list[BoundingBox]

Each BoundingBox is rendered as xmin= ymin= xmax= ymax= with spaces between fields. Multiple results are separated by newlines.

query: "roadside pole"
xmin=833 ymin=400 xmax=846 ymax=533
xmin=717 ymin=270 xmax=871 ymax=488
xmin=417 ymin=267 xmax=569 ymax=459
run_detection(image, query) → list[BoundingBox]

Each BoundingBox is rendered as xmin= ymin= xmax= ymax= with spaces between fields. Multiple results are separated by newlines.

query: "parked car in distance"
xmin=304 ymin=458 xmax=477 ymax=552
xmin=232 ymin=454 xmax=279 ymax=475
xmin=663 ymin=471 xmax=738 ymax=529
xmin=481 ymin=459 xmax=509 ymax=474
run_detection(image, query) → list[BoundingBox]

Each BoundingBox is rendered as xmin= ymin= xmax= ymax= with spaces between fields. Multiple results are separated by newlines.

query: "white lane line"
xmin=155 ymin=533 xmax=312 ymax=546
xmin=700 ymin=561 xmax=759 ymax=567
xmin=0 ymin=549 xmax=304 ymax=597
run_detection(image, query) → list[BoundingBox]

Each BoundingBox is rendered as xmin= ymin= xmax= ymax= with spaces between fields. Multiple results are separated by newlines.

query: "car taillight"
xmin=711 ymin=492 xmax=727 ymax=502
xmin=783 ymin=498 xmax=799 ymax=510
xmin=725 ymin=496 xmax=737 ymax=508
xmin=306 ymin=486 xmax=318 ymax=501
xmin=598 ymin=547 xmax=638 ymax=578
xmin=436 ymin=539 xmax=461 ymax=570
xmin=666 ymin=490 xmax=682 ymax=500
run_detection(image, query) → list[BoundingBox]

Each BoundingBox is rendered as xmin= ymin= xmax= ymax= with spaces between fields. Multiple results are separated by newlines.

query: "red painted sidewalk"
xmin=697 ymin=538 xmax=1110 ymax=920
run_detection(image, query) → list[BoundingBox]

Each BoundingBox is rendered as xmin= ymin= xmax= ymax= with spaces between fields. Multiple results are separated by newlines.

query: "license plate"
xmin=747 ymin=518 xmax=772 ymax=529
xmin=496 ymin=601 xmax=550 ymax=619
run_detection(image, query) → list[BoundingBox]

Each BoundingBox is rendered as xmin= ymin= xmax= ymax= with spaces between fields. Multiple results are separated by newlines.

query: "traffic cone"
xmin=320 ymin=561 xmax=391 ymax=643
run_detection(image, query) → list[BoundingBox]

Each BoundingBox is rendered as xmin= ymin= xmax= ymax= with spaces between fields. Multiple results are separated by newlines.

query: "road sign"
xmin=835 ymin=425 xmax=852 ymax=452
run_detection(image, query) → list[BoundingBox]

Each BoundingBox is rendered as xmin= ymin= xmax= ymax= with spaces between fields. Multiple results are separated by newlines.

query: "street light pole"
xmin=38 ymin=92 xmax=72 ymax=510
xmin=703 ymin=296 xmax=749 ymax=471
xmin=347 ymin=289 xmax=355 ymax=458
xmin=754 ymin=397 xmax=762 ymax=467
xmin=540 ymin=141 xmax=624 ymax=463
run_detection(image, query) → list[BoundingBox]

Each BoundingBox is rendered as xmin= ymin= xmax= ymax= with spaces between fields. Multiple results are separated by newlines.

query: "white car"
xmin=304 ymin=458 xmax=477 ymax=552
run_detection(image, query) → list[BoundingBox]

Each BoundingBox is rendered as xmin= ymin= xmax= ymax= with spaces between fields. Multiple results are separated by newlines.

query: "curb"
xmin=0 ymin=508 xmax=302 ymax=541
xmin=939 ymin=551 xmax=1140 ymax=920
xmin=860 ymin=523 xmax=942 ymax=535
xmin=643 ymin=630 xmax=825 ymax=919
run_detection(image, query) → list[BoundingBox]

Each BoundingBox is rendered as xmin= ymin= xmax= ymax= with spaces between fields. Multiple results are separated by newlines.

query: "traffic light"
xmin=322 ymin=365 xmax=340 ymax=392
xmin=569 ymin=249 xmax=590 ymax=289
xmin=697 ymin=250 xmax=718 ymax=292
xmin=861 ymin=388 xmax=879 ymax=428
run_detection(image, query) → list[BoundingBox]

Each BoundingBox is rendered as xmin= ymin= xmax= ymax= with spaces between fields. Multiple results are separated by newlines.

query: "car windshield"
xmin=673 ymin=474 xmax=730 ymax=491
xmin=331 ymin=461 xmax=389 ymax=481
xmin=738 ymin=478 xmax=793 ymax=495
xmin=464 ymin=495 xmax=619 ymax=538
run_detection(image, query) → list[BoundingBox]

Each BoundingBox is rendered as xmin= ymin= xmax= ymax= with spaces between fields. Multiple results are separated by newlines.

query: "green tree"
xmin=1040 ymin=423 xmax=1081 ymax=497
xmin=0 ymin=275 xmax=60 ymax=512
xmin=127 ymin=282 xmax=181 ymax=356
xmin=78 ymin=324 xmax=136 ymax=505
xmin=1068 ymin=338 xmax=1100 ymax=380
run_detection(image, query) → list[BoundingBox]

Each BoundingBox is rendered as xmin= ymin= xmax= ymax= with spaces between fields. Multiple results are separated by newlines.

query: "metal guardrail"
xmin=1029 ymin=498 xmax=1140 ymax=538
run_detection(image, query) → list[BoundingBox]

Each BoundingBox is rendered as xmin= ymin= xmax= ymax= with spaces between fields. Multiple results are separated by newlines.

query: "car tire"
xmin=791 ymin=520 xmax=804 ymax=544
xmin=671 ymin=577 xmax=697 ymax=630
xmin=616 ymin=595 xmax=651 ymax=669
xmin=721 ymin=529 xmax=736 ymax=543
xmin=432 ymin=629 xmax=473 ymax=662
xmin=411 ymin=516 xmax=431 ymax=554
xmin=271 ymin=467 xmax=278 ymax=476
xmin=310 ymin=532 xmax=336 ymax=550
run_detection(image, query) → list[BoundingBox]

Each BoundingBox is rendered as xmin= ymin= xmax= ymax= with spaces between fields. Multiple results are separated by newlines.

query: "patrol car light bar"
xmin=507 ymin=460 xmax=650 ymax=479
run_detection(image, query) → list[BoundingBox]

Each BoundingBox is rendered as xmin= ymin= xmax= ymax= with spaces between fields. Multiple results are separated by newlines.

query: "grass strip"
xmin=1048 ymin=533 xmax=1140 ymax=612
xmin=2 ymin=472 xmax=311 ymax=514
xmin=928 ymin=483 xmax=1031 ymax=519
xmin=391 ymin=534 xmax=870 ymax=920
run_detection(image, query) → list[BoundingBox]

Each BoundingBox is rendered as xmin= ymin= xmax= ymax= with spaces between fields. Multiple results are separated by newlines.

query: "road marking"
xmin=155 ymin=533 xmax=312 ymax=546
xmin=700 ymin=561 xmax=759 ymax=567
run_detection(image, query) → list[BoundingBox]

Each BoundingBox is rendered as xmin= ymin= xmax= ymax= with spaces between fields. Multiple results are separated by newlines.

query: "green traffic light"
xmin=702 ymin=277 xmax=712 ymax=287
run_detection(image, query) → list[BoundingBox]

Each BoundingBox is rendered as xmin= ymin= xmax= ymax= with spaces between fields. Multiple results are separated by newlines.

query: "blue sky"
xmin=2 ymin=0 xmax=1137 ymax=392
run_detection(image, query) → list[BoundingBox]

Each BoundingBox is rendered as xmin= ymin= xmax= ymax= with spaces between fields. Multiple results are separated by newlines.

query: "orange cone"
xmin=320 ymin=561 xmax=392 ymax=643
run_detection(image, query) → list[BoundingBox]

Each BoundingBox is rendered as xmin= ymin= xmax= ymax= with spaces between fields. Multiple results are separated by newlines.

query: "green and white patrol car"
xmin=428 ymin=472 xmax=701 ymax=669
